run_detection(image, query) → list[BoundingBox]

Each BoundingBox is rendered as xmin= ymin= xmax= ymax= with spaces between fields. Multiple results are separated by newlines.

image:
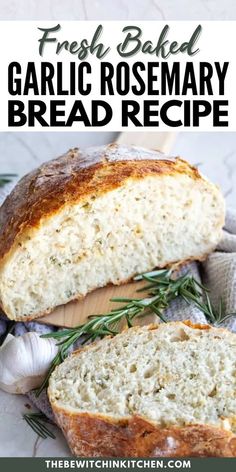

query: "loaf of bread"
xmin=0 ymin=144 xmax=224 ymax=321
xmin=48 ymin=322 xmax=236 ymax=457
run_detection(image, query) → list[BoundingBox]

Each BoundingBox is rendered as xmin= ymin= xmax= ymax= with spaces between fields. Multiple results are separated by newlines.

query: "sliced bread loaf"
xmin=48 ymin=322 xmax=236 ymax=457
xmin=0 ymin=144 xmax=224 ymax=321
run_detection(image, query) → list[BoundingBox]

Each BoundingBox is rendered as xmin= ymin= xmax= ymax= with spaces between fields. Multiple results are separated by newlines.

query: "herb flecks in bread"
xmin=48 ymin=322 xmax=236 ymax=457
xmin=0 ymin=144 xmax=224 ymax=321
xmin=38 ymin=268 xmax=236 ymax=395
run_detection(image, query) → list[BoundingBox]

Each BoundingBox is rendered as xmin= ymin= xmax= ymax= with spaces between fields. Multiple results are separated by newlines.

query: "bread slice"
xmin=48 ymin=322 xmax=236 ymax=457
xmin=0 ymin=144 xmax=225 ymax=321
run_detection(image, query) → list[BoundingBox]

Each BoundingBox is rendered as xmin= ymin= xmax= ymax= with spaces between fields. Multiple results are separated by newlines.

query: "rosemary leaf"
xmin=37 ymin=268 xmax=236 ymax=395
xmin=0 ymin=174 xmax=17 ymax=188
xmin=23 ymin=412 xmax=56 ymax=439
xmin=36 ymin=360 xmax=58 ymax=397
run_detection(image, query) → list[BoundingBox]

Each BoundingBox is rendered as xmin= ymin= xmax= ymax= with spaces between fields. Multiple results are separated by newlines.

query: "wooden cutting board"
xmin=40 ymin=132 xmax=176 ymax=327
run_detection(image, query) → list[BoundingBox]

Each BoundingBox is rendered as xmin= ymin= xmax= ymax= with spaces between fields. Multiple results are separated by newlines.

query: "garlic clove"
xmin=0 ymin=374 xmax=47 ymax=394
xmin=0 ymin=332 xmax=58 ymax=394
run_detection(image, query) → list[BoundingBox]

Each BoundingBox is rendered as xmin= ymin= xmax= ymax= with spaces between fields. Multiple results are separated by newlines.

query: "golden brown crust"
xmin=52 ymin=409 xmax=236 ymax=457
xmin=0 ymin=143 xmax=202 ymax=264
xmin=49 ymin=322 xmax=236 ymax=457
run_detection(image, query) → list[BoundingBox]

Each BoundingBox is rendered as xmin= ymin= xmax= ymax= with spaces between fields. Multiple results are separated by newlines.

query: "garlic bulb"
xmin=0 ymin=332 xmax=58 ymax=394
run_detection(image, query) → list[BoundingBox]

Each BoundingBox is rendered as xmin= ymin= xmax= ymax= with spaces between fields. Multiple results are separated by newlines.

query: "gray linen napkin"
xmin=0 ymin=183 xmax=236 ymax=419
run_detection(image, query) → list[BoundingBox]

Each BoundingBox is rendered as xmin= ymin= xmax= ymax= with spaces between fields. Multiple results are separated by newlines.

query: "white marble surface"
xmin=0 ymin=391 xmax=70 ymax=457
xmin=0 ymin=0 xmax=236 ymax=459
xmin=1 ymin=0 xmax=236 ymax=20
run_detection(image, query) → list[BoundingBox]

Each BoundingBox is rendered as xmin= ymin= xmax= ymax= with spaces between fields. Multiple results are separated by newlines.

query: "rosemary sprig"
xmin=22 ymin=412 xmax=56 ymax=439
xmin=0 ymin=174 xmax=17 ymax=187
xmin=37 ymin=268 xmax=236 ymax=396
